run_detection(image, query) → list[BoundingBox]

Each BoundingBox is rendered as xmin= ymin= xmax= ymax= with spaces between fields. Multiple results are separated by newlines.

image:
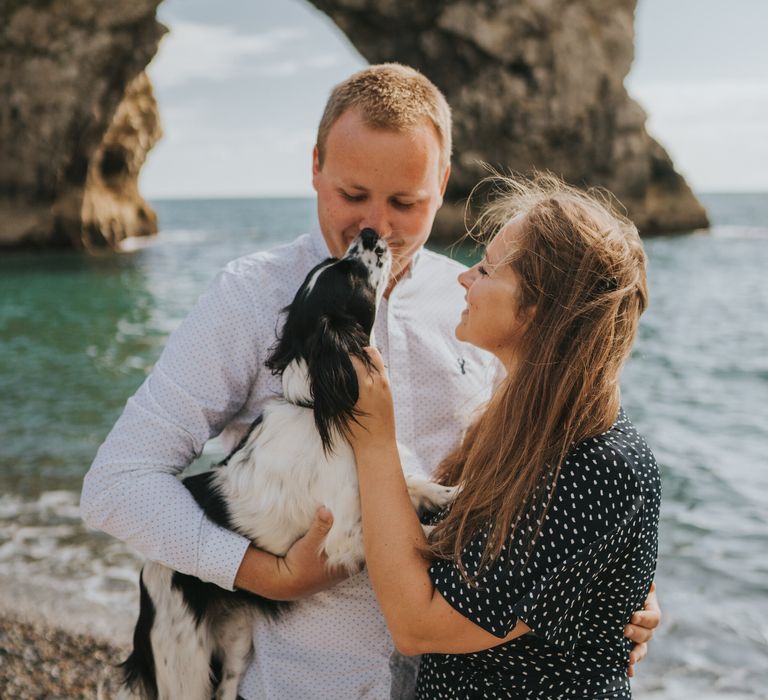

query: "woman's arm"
xmin=354 ymin=437 xmax=530 ymax=655
xmin=349 ymin=349 xmax=529 ymax=655
xmin=350 ymin=347 xmax=661 ymax=661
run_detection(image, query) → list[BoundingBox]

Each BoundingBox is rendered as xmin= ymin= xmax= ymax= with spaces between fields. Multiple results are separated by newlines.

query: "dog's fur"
xmin=116 ymin=230 xmax=455 ymax=700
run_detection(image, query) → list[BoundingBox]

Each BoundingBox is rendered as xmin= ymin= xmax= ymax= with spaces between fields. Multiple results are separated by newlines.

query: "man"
xmin=81 ymin=64 xmax=658 ymax=699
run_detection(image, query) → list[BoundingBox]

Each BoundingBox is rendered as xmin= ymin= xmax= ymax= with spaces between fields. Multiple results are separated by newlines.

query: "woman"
xmin=348 ymin=175 xmax=661 ymax=698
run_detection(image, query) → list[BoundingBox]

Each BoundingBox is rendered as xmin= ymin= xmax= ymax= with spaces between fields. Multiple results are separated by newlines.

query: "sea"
xmin=0 ymin=193 xmax=766 ymax=699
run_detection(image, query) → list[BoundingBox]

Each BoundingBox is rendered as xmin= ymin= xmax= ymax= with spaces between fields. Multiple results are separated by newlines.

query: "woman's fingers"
xmin=351 ymin=347 xmax=388 ymax=389
xmin=362 ymin=345 xmax=384 ymax=367
xmin=349 ymin=353 xmax=369 ymax=382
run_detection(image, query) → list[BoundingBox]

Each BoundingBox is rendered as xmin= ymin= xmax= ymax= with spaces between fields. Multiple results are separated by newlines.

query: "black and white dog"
xmin=116 ymin=229 xmax=455 ymax=700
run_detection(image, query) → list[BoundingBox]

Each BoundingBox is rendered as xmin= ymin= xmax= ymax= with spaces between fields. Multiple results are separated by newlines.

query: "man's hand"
xmin=278 ymin=507 xmax=351 ymax=599
xmin=624 ymin=582 xmax=661 ymax=677
xmin=234 ymin=507 xmax=351 ymax=600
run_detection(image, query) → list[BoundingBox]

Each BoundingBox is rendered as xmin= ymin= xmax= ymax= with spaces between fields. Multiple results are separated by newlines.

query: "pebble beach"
xmin=0 ymin=613 xmax=124 ymax=700
xmin=0 ymin=575 xmax=135 ymax=699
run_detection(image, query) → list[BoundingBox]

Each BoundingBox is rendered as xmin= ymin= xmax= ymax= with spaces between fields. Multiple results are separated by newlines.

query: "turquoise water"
xmin=1 ymin=194 xmax=767 ymax=697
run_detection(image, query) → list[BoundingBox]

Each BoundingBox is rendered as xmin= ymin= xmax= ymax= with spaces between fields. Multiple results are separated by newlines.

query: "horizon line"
xmin=147 ymin=190 xmax=768 ymax=202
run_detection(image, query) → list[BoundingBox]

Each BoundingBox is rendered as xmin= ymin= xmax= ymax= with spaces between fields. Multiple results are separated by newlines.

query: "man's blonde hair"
xmin=316 ymin=63 xmax=452 ymax=173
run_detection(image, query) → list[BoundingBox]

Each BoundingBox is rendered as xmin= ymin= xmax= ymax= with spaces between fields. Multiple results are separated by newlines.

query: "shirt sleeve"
xmin=80 ymin=267 xmax=262 ymax=591
xmin=429 ymin=444 xmax=644 ymax=649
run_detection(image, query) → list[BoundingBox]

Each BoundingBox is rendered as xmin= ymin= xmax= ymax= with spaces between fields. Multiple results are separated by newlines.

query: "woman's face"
xmin=455 ymin=218 xmax=532 ymax=371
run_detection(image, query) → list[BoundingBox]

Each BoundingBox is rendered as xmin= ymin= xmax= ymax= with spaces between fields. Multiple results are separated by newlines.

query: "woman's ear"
xmin=523 ymin=303 xmax=537 ymax=323
xmin=518 ymin=303 xmax=537 ymax=334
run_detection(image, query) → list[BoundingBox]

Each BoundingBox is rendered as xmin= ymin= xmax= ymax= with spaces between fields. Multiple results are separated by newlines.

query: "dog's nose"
xmin=359 ymin=228 xmax=380 ymax=250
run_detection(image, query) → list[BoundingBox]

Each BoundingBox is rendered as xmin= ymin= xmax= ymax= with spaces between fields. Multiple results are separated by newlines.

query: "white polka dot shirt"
xmin=80 ymin=228 xmax=497 ymax=699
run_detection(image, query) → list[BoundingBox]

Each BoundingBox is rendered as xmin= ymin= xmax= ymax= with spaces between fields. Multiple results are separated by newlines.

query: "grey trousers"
xmin=389 ymin=651 xmax=421 ymax=700
xmin=236 ymin=652 xmax=420 ymax=700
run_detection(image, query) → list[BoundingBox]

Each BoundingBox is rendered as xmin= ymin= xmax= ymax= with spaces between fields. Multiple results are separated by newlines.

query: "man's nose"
xmin=361 ymin=204 xmax=390 ymax=238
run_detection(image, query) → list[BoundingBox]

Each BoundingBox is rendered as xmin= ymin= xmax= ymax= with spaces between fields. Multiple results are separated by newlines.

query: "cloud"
xmin=628 ymin=80 xmax=768 ymax=120
xmin=256 ymin=60 xmax=300 ymax=77
xmin=627 ymin=79 xmax=768 ymax=190
xmin=305 ymin=54 xmax=342 ymax=70
xmin=252 ymin=53 xmax=344 ymax=78
xmin=141 ymin=118 xmax=318 ymax=198
xmin=147 ymin=23 xmax=307 ymax=88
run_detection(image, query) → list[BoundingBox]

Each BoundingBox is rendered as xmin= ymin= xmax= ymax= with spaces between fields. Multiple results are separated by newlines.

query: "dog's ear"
xmin=265 ymin=299 xmax=300 ymax=375
xmin=306 ymin=315 xmax=371 ymax=454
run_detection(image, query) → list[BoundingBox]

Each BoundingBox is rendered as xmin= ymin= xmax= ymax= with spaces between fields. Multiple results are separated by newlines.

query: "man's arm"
xmin=80 ymin=269 xmax=259 ymax=589
xmin=81 ymin=266 xmax=346 ymax=597
xmin=234 ymin=508 xmax=349 ymax=599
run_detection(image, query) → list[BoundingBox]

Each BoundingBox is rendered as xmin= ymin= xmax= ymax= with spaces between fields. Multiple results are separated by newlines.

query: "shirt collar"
xmin=310 ymin=227 xmax=331 ymax=261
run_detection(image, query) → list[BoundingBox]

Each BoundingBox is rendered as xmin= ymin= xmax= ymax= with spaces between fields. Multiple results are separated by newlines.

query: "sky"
xmin=139 ymin=0 xmax=768 ymax=198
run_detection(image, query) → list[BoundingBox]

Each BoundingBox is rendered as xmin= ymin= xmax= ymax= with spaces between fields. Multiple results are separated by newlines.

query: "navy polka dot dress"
xmin=417 ymin=409 xmax=661 ymax=699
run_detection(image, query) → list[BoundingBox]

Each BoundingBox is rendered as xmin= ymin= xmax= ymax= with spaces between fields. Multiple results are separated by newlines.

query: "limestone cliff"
xmin=308 ymin=0 xmax=709 ymax=235
xmin=1 ymin=0 xmax=707 ymax=250
xmin=0 ymin=0 xmax=164 ymax=250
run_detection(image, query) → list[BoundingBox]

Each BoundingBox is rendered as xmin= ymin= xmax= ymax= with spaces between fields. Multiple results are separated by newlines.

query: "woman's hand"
xmin=348 ymin=347 xmax=397 ymax=453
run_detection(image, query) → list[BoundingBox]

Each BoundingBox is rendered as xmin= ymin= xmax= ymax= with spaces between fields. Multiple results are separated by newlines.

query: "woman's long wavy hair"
xmin=429 ymin=173 xmax=648 ymax=578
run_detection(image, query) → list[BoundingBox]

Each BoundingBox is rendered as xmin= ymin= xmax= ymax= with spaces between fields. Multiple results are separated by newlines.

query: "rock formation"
xmin=1 ymin=0 xmax=708 ymax=250
xmin=308 ymin=0 xmax=709 ymax=236
xmin=0 ymin=0 xmax=164 ymax=250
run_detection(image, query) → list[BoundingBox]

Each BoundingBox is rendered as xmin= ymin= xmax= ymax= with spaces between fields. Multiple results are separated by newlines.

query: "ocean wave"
xmin=0 ymin=491 xmax=142 ymax=619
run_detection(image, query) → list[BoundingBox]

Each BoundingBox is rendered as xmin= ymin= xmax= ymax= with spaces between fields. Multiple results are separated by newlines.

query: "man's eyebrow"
xmin=391 ymin=189 xmax=427 ymax=199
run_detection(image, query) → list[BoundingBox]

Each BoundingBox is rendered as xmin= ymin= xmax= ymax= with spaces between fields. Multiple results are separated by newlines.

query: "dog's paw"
xmin=405 ymin=475 xmax=459 ymax=513
xmin=323 ymin=523 xmax=366 ymax=574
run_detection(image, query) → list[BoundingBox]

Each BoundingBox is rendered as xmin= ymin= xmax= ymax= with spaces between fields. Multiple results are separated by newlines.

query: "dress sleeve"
xmin=429 ymin=528 xmax=519 ymax=639
xmin=80 ymin=267 xmax=261 ymax=591
xmin=429 ymin=443 xmax=644 ymax=649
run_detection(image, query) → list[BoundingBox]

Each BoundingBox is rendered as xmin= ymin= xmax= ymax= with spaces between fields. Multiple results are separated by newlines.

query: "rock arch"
xmin=307 ymin=0 xmax=708 ymax=235
xmin=0 ymin=0 xmax=707 ymax=250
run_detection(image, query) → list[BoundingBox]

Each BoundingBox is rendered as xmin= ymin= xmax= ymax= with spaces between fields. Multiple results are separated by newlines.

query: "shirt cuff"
xmin=196 ymin=517 xmax=252 ymax=591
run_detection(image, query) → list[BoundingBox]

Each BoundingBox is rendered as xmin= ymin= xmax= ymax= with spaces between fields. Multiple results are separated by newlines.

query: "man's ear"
xmin=438 ymin=163 xmax=451 ymax=200
xmin=312 ymin=145 xmax=321 ymax=189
